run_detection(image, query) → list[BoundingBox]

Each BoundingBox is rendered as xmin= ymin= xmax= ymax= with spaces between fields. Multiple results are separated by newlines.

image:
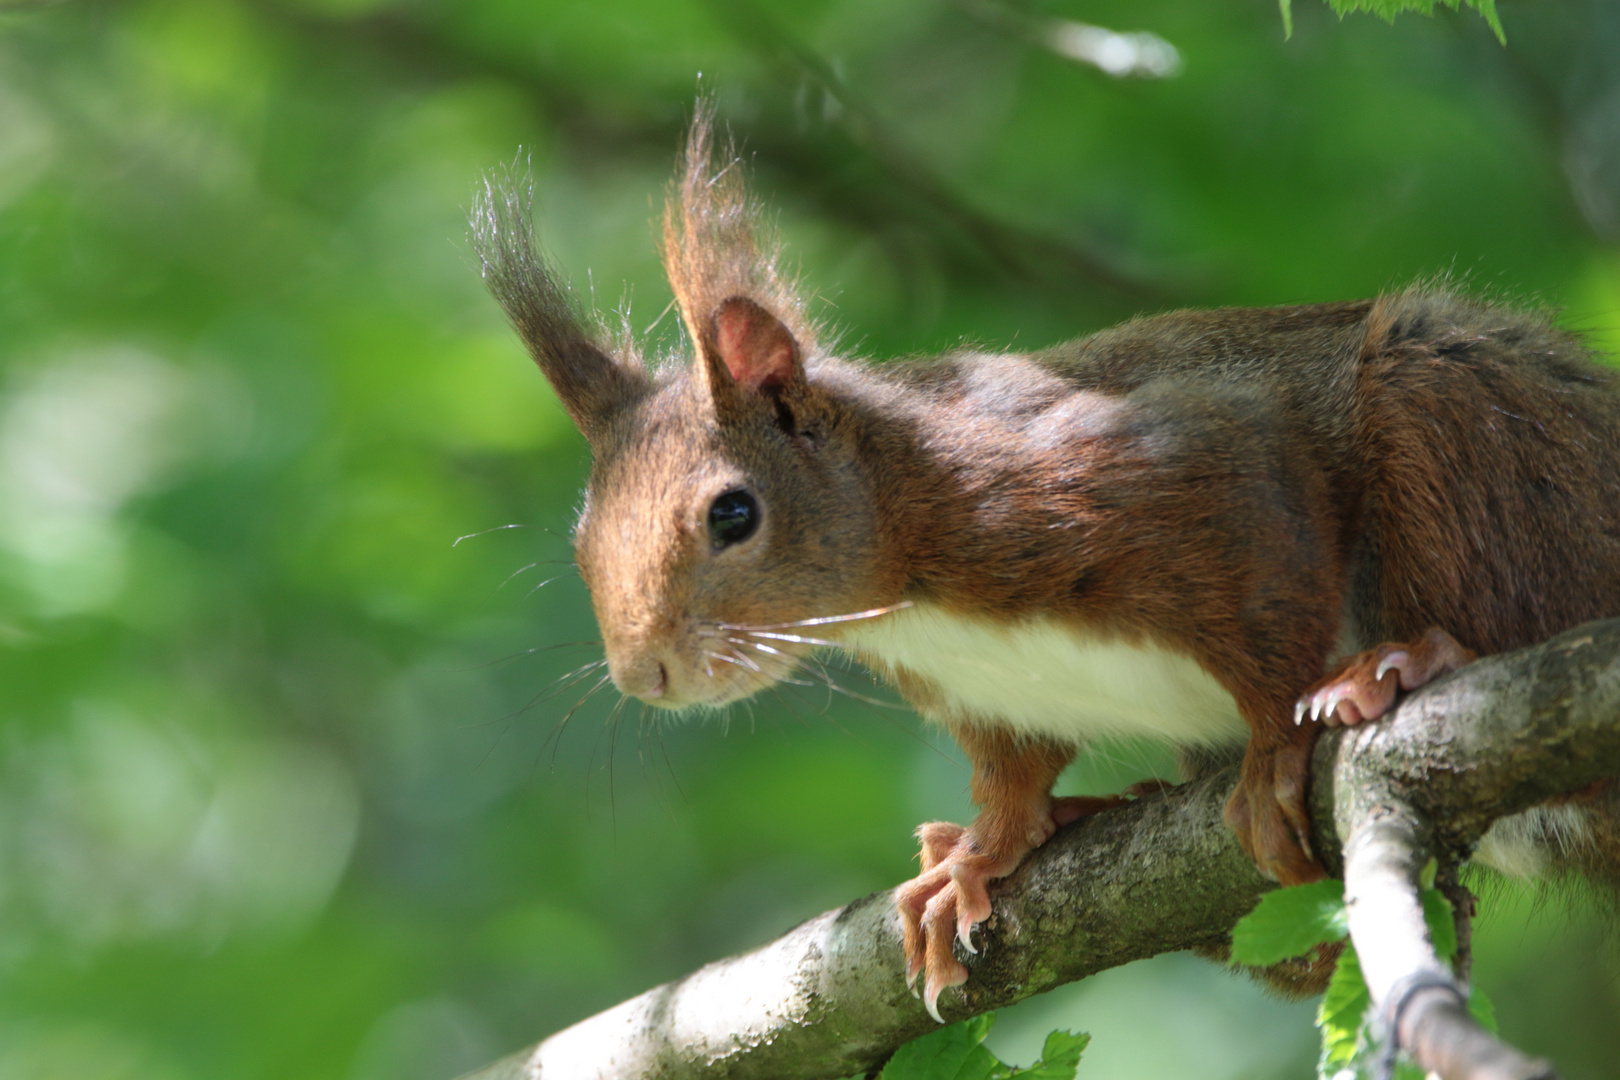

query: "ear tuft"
xmin=711 ymin=296 xmax=800 ymax=392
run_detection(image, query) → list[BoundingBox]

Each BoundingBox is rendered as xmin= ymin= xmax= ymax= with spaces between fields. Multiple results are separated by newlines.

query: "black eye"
xmin=708 ymin=489 xmax=761 ymax=549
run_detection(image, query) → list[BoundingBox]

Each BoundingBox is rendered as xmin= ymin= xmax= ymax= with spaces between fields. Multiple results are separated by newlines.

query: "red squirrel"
xmin=471 ymin=111 xmax=1620 ymax=1022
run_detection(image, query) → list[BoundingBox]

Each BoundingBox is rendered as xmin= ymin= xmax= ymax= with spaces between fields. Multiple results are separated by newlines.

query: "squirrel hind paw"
xmin=1226 ymin=728 xmax=1328 ymax=886
xmin=1297 ymin=627 xmax=1475 ymax=727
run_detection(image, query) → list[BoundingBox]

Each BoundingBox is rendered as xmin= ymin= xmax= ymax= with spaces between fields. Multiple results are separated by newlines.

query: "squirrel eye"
xmin=708 ymin=489 xmax=761 ymax=549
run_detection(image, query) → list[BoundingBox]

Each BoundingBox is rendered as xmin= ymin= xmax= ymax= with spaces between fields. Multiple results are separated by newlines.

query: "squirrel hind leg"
xmin=1226 ymin=720 xmax=1328 ymax=886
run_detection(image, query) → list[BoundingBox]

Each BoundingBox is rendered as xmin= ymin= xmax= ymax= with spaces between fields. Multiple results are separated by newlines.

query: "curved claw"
xmin=923 ymin=980 xmax=951 ymax=1024
xmin=1375 ymin=650 xmax=1408 ymax=682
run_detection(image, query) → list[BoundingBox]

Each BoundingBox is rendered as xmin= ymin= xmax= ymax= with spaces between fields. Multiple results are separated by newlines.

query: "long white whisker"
xmin=453 ymin=523 xmax=527 ymax=546
xmin=721 ymin=601 xmax=911 ymax=632
xmin=533 ymin=659 xmax=609 ymax=705
xmin=728 ymin=637 xmax=817 ymax=687
xmin=738 ymin=630 xmax=842 ymax=648
xmin=523 ymin=575 xmax=564 ymax=598
xmin=496 ymin=562 xmax=539 ymax=589
xmin=730 ymin=635 xmax=789 ymax=659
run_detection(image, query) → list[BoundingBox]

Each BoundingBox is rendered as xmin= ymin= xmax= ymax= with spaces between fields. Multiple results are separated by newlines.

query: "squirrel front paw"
xmin=896 ymin=795 xmax=1127 ymax=1022
xmin=895 ymin=822 xmax=1023 ymax=1023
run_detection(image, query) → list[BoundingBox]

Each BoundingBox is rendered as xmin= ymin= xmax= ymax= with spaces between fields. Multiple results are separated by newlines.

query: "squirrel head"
xmin=472 ymin=108 xmax=889 ymax=710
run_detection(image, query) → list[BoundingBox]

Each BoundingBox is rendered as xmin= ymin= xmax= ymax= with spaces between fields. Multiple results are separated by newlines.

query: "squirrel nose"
xmin=612 ymin=656 xmax=668 ymax=702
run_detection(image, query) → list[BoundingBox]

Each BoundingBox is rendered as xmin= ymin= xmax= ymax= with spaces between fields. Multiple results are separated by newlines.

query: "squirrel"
xmin=471 ymin=108 xmax=1620 ymax=1023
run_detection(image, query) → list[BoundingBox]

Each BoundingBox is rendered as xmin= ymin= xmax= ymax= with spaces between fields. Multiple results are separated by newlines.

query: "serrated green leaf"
xmin=1231 ymin=881 xmax=1348 ymax=966
xmin=1316 ymin=943 xmax=1370 ymax=1073
xmin=1469 ymin=986 xmax=1499 ymax=1034
xmin=1420 ymin=888 xmax=1457 ymax=960
xmin=881 ymin=1014 xmax=1002 ymax=1080
xmin=882 ymin=1017 xmax=1088 ymax=1080
xmin=1314 ymin=0 xmax=1505 ymax=42
xmin=1012 ymin=1030 xmax=1090 ymax=1080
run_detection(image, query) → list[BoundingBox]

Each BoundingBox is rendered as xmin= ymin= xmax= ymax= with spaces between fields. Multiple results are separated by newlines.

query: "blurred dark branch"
xmin=700 ymin=0 xmax=1179 ymax=304
xmin=251 ymin=0 xmax=1187 ymax=318
xmin=456 ymin=619 xmax=1620 ymax=1080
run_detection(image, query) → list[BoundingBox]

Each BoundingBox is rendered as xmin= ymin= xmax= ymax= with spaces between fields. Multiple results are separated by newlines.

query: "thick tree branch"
xmin=458 ymin=619 xmax=1620 ymax=1080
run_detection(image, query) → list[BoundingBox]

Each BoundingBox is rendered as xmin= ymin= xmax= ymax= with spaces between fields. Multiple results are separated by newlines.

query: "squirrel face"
xmin=471 ymin=126 xmax=894 ymax=716
xmin=572 ymin=301 xmax=884 ymax=711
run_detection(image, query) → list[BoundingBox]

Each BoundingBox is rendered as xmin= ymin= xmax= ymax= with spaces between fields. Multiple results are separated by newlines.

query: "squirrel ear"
xmin=705 ymin=296 xmax=802 ymax=394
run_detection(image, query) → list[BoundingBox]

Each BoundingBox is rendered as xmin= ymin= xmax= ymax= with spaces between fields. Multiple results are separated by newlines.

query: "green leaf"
xmin=1322 ymin=0 xmax=1505 ymax=43
xmin=1316 ymin=943 xmax=1371 ymax=1074
xmin=1231 ymin=881 xmax=1348 ymax=966
xmin=881 ymin=1015 xmax=1004 ymax=1080
xmin=1420 ymin=888 xmax=1457 ymax=960
xmin=1012 ymin=1030 xmax=1090 ymax=1080
xmin=880 ymin=1017 xmax=1089 ymax=1080
xmin=1280 ymin=0 xmax=1294 ymax=38
xmin=1469 ymin=986 xmax=1499 ymax=1034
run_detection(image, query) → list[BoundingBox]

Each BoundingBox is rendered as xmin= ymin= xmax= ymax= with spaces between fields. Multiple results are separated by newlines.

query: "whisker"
xmin=767 ymin=685 xmax=815 ymax=729
xmin=547 ymin=658 xmax=610 ymax=694
xmin=605 ymin=693 xmax=631 ymax=832
xmin=802 ymin=655 xmax=906 ymax=709
xmin=453 ymin=523 xmax=527 ymax=547
xmin=729 ymin=635 xmax=788 ymax=658
xmin=494 ymin=658 xmax=608 ymax=730
xmin=497 ymin=562 xmax=540 ymax=589
xmin=653 ymin=710 xmax=688 ymax=807
xmin=727 ymin=637 xmax=821 ymax=688
xmin=543 ymin=671 xmax=613 ymax=766
xmin=452 ymin=640 xmax=603 ymax=677
xmin=721 ymin=601 xmax=911 ymax=632
xmin=737 ymin=630 xmax=843 ymax=648
xmin=523 ymin=575 xmax=566 ymax=598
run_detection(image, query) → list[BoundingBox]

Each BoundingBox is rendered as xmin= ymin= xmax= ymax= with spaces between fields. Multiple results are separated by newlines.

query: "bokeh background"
xmin=1 ymin=0 xmax=1618 ymax=1077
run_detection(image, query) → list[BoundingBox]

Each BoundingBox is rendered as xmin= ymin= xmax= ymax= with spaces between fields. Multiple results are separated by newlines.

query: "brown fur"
xmin=472 ymin=108 xmax=1620 ymax=1006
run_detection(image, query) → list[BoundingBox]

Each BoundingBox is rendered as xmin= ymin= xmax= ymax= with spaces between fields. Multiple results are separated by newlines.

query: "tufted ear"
xmin=472 ymin=167 xmax=648 ymax=443
xmin=702 ymin=296 xmax=804 ymax=397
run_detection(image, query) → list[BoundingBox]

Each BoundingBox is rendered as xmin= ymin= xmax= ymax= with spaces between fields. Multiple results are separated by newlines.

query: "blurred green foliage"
xmin=0 ymin=1 xmax=1618 ymax=1078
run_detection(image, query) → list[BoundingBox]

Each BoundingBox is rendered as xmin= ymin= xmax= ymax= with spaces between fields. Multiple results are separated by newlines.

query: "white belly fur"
xmin=840 ymin=604 xmax=1247 ymax=746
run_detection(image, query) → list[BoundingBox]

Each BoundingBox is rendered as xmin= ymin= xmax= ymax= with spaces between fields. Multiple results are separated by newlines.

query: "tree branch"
xmin=457 ymin=619 xmax=1620 ymax=1080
